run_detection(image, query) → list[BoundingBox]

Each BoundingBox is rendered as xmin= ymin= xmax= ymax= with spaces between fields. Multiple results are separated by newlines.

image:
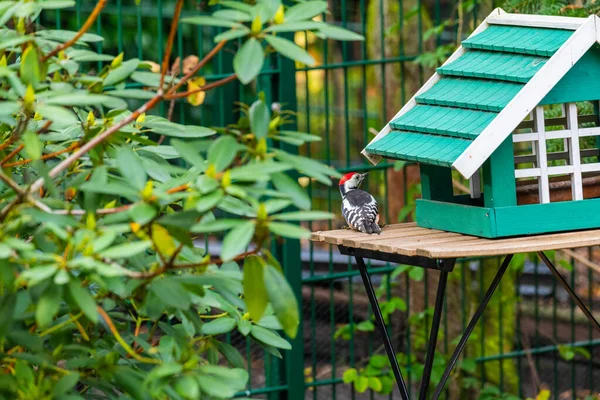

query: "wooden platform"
xmin=310 ymin=223 xmax=600 ymax=259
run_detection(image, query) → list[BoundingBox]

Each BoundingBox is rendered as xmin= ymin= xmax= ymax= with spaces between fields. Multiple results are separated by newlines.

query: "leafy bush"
xmin=0 ymin=1 xmax=362 ymax=398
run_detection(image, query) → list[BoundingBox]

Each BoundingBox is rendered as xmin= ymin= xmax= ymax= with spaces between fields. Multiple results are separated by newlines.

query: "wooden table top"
xmin=310 ymin=223 xmax=600 ymax=259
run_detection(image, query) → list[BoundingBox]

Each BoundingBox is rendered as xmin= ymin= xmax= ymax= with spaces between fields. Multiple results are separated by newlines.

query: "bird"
xmin=339 ymin=172 xmax=381 ymax=234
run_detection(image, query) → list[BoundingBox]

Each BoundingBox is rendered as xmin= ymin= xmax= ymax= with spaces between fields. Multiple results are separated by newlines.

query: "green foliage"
xmin=0 ymin=1 xmax=362 ymax=399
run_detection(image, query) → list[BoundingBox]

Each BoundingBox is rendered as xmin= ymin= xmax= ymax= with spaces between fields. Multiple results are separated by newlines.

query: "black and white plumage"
xmin=339 ymin=172 xmax=381 ymax=234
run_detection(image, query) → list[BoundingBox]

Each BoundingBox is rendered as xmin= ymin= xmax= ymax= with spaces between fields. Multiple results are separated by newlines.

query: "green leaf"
xmin=271 ymin=172 xmax=310 ymax=210
xmin=284 ymin=1 xmax=327 ymax=21
xmin=39 ymin=0 xmax=75 ymax=10
xmin=142 ymin=117 xmax=216 ymax=138
xmin=213 ymin=9 xmax=252 ymax=22
xmin=191 ymin=218 xmax=244 ymax=233
xmin=319 ymin=24 xmax=364 ymax=41
xmin=107 ymin=89 xmax=155 ymax=100
xmin=172 ymin=139 xmax=206 ymax=168
xmin=216 ymin=341 xmax=246 ymax=368
xmin=272 ymin=211 xmax=334 ymax=221
xmin=368 ymin=377 xmax=383 ymax=392
xmin=20 ymin=44 xmax=42 ymax=88
xmin=200 ymin=317 xmax=237 ymax=335
xmin=197 ymin=365 xmax=248 ymax=398
xmin=354 ymin=375 xmax=369 ymax=393
xmin=130 ymin=71 xmax=179 ymax=88
xmin=249 ymin=98 xmax=270 ymax=139
xmin=221 ymin=221 xmax=255 ymax=261
xmin=250 ymin=325 xmax=291 ymax=349
xmin=150 ymin=279 xmax=191 ymax=309
xmin=36 ymin=284 xmax=62 ymax=328
xmin=229 ymin=161 xmax=290 ymax=181
xmin=214 ymin=27 xmax=250 ymax=43
xmin=208 ymin=135 xmax=241 ymax=171
xmin=369 ymin=354 xmax=389 ymax=368
xmin=195 ymin=189 xmax=224 ymax=213
xmin=264 ymin=263 xmax=299 ymax=339
xmin=99 ymin=241 xmax=151 ymax=259
xmin=243 ymin=255 xmax=267 ymax=321
xmin=0 ymin=293 xmax=16 ymax=339
xmin=36 ymin=104 xmax=78 ymax=125
xmin=278 ymin=130 xmax=321 ymax=142
xmin=38 ymin=29 xmax=103 ymax=43
xmin=237 ymin=318 xmax=251 ymax=336
xmin=181 ymin=16 xmax=244 ymax=28
xmin=264 ymin=35 xmax=315 ymax=66
xmin=268 ymin=221 xmax=311 ymax=239
xmin=265 ymin=21 xmax=322 ymax=33
xmin=67 ymin=280 xmax=98 ymax=323
xmin=342 ymin=368 xmax=358 ymax=383
xmin=174 ymin=375 xmax=200 ymax=399
xmin=44 ymin=93 xmax=121 ymax=107
xmin=52 ymin=373 xmax=80 ymax=397
xmin=233 ymin=38 xmax=264 ymax=85
xmin=115 ymin=146 xmax=147 ymax=191
xmin=22 ymin=130 xmax=42 ymax=160
xmin=104 ymin=58 xmax=140 ymax=86
xmin=408 ymin=267 xmax=424 ymax=281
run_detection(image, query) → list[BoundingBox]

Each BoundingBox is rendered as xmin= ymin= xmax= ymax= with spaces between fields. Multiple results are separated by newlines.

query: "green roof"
xmin=366 ymin=24 xmax=574 ymax=166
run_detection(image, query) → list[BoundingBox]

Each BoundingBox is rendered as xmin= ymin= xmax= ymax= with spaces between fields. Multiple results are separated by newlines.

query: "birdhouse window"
xmin=513 ymin=102 xmax=600 ymax=204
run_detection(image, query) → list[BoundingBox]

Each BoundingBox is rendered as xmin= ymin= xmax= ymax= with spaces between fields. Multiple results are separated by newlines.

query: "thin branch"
xmin=38 ymin=312 xmax=83 ymax=337
xmin=159 ymin=0 xmax=184 ymax=89
xmin=167 ymin=40 xmax=228 ymax=95
xmin=42 ymin=0 xmax=107 ymax=62
xmin=3 ymin=142 xmax=78 ymax=168
xmin=165 ymin=74 xmax=237 ymax=100
xmin=129 ymin=248 xmax=258 ymax=279
xmin=0 ymin=170 xmax=51 ymax=213
xmin=560 ymin=248 xmax=600 ymax=275
xmin=97 ymin=306 xmax=161 ymax=365
xmin=29 ymin=94 xmax=163 ymax=195
xmin=52 ymin=204 xmax=133 ymax=216
xmin=0 ymin=144 xmax=24 ymax=166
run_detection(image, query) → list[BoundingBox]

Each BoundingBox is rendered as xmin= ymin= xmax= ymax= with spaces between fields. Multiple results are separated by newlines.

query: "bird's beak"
xmin=360 ymin=173 xmax=368 ymax=180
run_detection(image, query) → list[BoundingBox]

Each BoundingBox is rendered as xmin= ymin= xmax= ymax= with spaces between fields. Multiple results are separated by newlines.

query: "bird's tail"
xmin=360 ymin=221 xmax=382 ymax=235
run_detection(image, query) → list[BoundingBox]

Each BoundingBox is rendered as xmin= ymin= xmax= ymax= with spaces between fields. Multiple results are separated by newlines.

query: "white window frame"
xmin=513 ymin=103 xmax=600 ymax=203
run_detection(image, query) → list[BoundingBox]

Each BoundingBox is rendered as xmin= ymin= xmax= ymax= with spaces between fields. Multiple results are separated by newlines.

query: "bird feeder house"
xmin=363 ymin=10 xmax=600 ymax=238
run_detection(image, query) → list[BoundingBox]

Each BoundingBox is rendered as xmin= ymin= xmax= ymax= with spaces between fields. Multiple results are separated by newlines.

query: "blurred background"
xmin=41 ymin=1 xmax=600 ymax=399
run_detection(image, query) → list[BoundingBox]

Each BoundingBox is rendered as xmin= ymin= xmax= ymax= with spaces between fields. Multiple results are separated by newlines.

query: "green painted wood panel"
xmin=437 ymin=51 xmax=548 ymax=83
xmin=541 ymin=46 xmax=600 ymax=104
xmin=420 ymin=164 xmax=454 ymax=201
xmin=483 ymin=136 xmax=517 ymax=207
xmin=462 ymin=25 xmax=572 ymax=56
xmin=494 ymin=197 xmax=600 ymax=237
xmin=390 ymin=105 xmax=497 ymax=139
xmin=416 ymin=78 xmax=524 ymax=112
xmin=416 ymin=199 xmax=497 ymax=238
xmin=365 ymin=131 xmax=472 ymax=166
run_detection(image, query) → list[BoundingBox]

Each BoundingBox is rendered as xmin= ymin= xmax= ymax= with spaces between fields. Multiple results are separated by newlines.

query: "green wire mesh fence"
xmin=42 ymin=1 xmax=600 ymax=399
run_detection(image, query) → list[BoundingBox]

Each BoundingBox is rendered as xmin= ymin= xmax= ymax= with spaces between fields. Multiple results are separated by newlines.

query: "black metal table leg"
xmin=538 ymin=251 xmax=600 ymax=335
xmin=431 ymin=254 xmax=514 ymax=400
xmin=418 ymin=268 xmax=451 ymax=400
xmin=355 ymin=256 xmax=411 ymax=400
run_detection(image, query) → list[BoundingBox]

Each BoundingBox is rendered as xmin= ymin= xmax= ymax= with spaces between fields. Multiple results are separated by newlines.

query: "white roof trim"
xmin=361 ymin=8 xmax=506 ymax=165
xmin=487 ymin=14 xmax=586 ymax=30
xmin=453 ymin=15 xmax=598 ymax=179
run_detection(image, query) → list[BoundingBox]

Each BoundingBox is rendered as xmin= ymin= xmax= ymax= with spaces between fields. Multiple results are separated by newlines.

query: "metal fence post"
xmin=275 ymin=40 xmax=305 ymax=400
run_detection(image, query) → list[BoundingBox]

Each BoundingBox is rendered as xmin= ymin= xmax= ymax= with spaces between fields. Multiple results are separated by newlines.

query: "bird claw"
xmin=342 ymin=225 xmax=352 ymax=230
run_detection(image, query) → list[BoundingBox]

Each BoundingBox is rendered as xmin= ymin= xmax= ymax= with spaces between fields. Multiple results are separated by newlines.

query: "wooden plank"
xmin=310 ymin=223 xmax=417 ymax=243
xmin=463 ymin=25 xmax=572 ymax=56
xmin=486 ymin=14 xmax=585 ymax=30
xmin=534 ymin=106 xmax=550 ymax=203
xmin=419 ymin=229 xmax=600 ymax=258
xmin=420 ymin=164 xmax=454 ymax=201
xmin=361 ymin=7 xmax=506 ymax=165
xmin=541 ymin=47 xmax=600 ymax=105
xmin=437 ymin=51 xmax=547 ymax=83
xmin=567 ymin=102 xmax=583 ymax=200
xmin=340 ymin=227 xmax=441 ymax=248
xmin=493 ymin=197 xmax=600 ymax=237
xmin=453 ymin=16 xmax=597 ymax=179
xmin=483 ymin=135 xmax=517 ymax=207
xmin=416 ymin=199 xmax=497 ymax=238
xmin=358 ymin=231 xmax=458 ymax=254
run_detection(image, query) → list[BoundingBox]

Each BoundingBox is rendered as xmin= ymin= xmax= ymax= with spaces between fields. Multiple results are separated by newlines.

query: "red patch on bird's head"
xmin=339 ymin=172 xmax=358 ymax=186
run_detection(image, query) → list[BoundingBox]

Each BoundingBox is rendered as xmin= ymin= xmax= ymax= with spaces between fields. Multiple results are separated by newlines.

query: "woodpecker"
xmin=339 ymin=172 xmax=381 ymax=234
